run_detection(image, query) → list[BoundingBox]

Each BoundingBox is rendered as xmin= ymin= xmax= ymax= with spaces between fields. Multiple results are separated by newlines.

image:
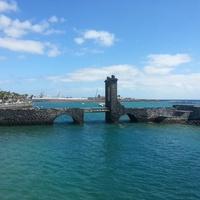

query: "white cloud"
xmin=137 ymin=73 xmax=200 ymax=99
xmin=75 ymin=29 xmax=115 ymax=47
xmin=0 ymin=37 xmax=60 ymax=57
xmin=0 ymin=14 xmax=64 ymax=38
xmin=4 ymin=26 xmax=27 ymax=38
xmin=3 ymin=53 xmax=198 ymax=98
xmin=144 ymin=54 xmax=191 ymax=75
xmin=43 ymin=54 xmax=200 ymax=98
xmin=74 ymin=37 xmax=84 ymax=45
xmin=31 ymin=21 xmax=49 ymax=33
xmin=0 ymin=37 xmax=44 ymax=54
xmin=0 ymin=14 xmax=11 ymax=28
xmin=48 ymin=16 xmax=66 ymax=23
xmin=0 ymin=11 xmax=63 ymax=57
xmin=0 ymin=2 xmax=65 ymax=57
xmin=45 ymin=65 xmax=139 ymax=83
xmin=146 ymin=54 xmax=191 ymax=67
xmin=1 ymin=16 xmax=33 ymax=38
xmin=0 ymin=0 xmax=18 ymax=12
xmin=84 ymin=30 xmax=115 ymax=46
xmin=144 ymin=66 xmax=174 ymax=75
xmin=45 ymin=42 xmax=60 ymax=57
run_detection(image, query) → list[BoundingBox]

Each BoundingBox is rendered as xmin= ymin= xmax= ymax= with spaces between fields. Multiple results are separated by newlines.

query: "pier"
xmin=0 ymin=75 xmax=200 ymax=126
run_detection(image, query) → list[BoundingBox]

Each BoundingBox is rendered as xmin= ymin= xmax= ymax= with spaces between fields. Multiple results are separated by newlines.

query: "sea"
xmin=0 ymin=100 xmax=200 ymax=200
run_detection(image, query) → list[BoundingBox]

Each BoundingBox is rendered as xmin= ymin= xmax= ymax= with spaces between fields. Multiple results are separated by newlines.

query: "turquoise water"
xmin=0 ymin=102 xmax=200 ymax=200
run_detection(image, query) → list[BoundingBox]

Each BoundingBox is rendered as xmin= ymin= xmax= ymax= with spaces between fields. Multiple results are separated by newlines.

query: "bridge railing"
xmin=82 ymin=107 xmax=109 ymax=113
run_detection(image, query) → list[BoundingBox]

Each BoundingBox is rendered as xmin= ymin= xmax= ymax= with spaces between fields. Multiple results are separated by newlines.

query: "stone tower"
xmin=105 ymin=75 xmax=124 ymax=123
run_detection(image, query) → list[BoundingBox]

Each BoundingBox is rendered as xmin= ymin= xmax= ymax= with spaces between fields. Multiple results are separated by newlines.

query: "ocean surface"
xmin=0 ymin=101 xmax=200 ymax=200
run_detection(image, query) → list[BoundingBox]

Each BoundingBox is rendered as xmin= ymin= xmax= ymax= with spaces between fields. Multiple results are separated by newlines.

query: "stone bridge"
xmin=0 ymin=75 xmax=200 ymax=126
xmin=104 ymin=75 xmax=200 ymax=125
xmin=0 ymin=105 xmax=199 ymax=126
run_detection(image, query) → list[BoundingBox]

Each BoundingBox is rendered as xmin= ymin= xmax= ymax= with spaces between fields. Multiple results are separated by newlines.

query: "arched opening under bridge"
xmin=127 ymin=114 xmax=139 ymax=123
xmin=119 ymin=114 xmax=139 ymax=123
xmin=53 ymin=114 xmax=76 ymax=125
xmin=153 ymin=116 xmax=168 ymax=123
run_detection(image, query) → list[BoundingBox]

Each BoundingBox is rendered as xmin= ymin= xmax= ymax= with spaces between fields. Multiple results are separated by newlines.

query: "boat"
xmin=99 ymin=103 xmax=105 ymax=107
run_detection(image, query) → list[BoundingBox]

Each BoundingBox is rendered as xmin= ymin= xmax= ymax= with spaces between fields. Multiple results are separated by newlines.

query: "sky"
xmin=0 ymin=0 xmax=200 ymax=99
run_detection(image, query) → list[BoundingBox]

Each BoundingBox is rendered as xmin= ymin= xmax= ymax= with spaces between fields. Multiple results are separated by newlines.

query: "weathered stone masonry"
xmin=173 ymin=105 xmax=200 ymax=125
xmin=0 ymin=108 xmax=84 ymax=125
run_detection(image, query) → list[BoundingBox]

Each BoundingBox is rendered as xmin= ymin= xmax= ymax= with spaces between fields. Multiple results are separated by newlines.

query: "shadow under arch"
xmin=153 ymin=116 xmax=168 ymax=123
xmin=127 ymin=113 xmax=139 ymax=123
xmin=119 ymin=113 xmax=139 ymax=123
xmin=53 ymin=114 xmax=76 ymax=125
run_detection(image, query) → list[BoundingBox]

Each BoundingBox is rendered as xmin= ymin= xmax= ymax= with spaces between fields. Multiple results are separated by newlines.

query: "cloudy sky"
xmin=0 ymin=0 xmax=200 ymax=99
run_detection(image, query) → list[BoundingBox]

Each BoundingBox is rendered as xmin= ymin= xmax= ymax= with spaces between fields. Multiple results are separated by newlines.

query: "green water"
xmin=0 ymin=101 xmax=200 ymax=200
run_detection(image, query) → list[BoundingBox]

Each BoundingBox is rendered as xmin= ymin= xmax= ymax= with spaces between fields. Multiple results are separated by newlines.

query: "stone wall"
xmin=0 ymin=108 xmax=84 ymax=125
xmin=123 ymin=107 xmax=191 ymax=124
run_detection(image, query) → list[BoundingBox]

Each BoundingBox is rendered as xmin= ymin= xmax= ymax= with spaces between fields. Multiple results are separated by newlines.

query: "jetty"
xmin=0 ymin=75 xmax=200 ymax=126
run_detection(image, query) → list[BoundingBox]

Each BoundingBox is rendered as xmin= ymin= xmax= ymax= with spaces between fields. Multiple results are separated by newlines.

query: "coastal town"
xmin=0 ymin=90 xmax=161 ymax=107
xmin=0 ymin=90 xmax=33 ymax=108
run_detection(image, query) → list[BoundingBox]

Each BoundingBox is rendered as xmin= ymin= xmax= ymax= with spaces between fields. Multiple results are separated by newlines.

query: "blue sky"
xmin=0 ymin=0 xmax=200 ymax=99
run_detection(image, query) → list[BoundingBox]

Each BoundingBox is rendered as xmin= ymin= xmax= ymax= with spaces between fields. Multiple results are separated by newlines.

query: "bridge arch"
xmin=127 ymin=113 xmax=139 ymax=123
xmin=50 ymin=108 xmax=84 ymax=124
xmin=118 ymin=113 xmax=139 ymax=123
xmin=53 ymin=114 xmax=76 ymax=124
xmin=119 ymin=114 xmax=130 ymax=123
xmin=153 ymin=116 xmax=168 ymax=123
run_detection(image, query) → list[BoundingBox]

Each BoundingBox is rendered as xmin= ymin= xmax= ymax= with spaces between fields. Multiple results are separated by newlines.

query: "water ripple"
xmin=0 ymin=123 xmax=200 ymax=199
